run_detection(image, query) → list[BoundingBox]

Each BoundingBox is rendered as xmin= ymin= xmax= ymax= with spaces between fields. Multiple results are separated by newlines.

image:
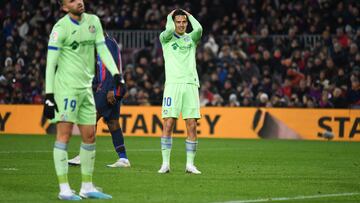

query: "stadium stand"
xmin=0 ymin=0 xmax=359 ymax=108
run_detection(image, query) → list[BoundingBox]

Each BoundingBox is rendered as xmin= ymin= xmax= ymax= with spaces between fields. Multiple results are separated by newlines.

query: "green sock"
xmin=53 ymin=141 xmax=69 ymax=184
xmin=80 ymin=142 xmax=96 ymax=183
xmin=161 ymin=137 xmax=172 ymax=165
xmin=186 ymin=140 xmax=198 ymax=166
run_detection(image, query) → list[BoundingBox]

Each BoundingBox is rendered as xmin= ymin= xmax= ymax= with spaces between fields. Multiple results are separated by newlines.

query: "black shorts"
xmin=94 ymin=92 xmax=120 ymax=122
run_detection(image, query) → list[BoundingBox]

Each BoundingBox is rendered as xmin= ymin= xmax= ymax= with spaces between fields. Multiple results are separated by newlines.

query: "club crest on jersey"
xmin=89 ymin=25 xmax=96 ymax=33
xmin=184 ymin=36 xmax=191 ymax=42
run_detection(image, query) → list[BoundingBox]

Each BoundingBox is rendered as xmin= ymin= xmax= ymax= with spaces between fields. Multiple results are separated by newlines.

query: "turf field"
xmin=0 ymin=135 xmax=359 ymax=203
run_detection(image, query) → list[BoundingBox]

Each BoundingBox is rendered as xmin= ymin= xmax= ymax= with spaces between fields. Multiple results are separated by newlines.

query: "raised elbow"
xmin=195 ymin=25 xmax=203 ymax=35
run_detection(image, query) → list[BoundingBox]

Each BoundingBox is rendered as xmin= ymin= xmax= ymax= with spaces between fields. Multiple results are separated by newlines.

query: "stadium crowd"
xmin=0 ymin=0 xmax=359 ymax=108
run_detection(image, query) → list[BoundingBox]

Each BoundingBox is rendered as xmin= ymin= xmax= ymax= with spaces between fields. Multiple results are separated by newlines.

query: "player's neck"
xmin=174 ymin=32 xmax=185 ymax=37
xmin=68 ymin=13 xmax=83 ymax=22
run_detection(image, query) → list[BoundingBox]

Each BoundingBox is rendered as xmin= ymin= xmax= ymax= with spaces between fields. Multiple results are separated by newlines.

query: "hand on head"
xmin=169 ymin=9 xmax=176 ymax=16
xmin=181 ymin=9 xmax=191 ymax=16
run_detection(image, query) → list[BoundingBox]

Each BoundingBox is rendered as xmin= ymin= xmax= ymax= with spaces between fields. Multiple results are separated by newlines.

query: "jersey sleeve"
xmin=188 ymin=15 xmax=203 ymax=44
xmin=94 ymin=16 xmax=119 ymax=76
xmin=45 ymin=23 xmax=66 ymax=94
xmin=159 ymin=15 xmax=175 ymax=44
xmin=94 ymin=16 xmax=105 ymax=45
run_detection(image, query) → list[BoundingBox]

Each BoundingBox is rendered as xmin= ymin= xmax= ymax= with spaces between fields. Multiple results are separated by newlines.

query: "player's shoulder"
xmin=84 ymin=13 xmax=101 ymax=23
xmin=160 ymin=32 xmax=175 ymax=45
xmin=54 ymin=15 xmax=67 ymax=26
xmin=52 ymin=15 xmax=69 ymax=31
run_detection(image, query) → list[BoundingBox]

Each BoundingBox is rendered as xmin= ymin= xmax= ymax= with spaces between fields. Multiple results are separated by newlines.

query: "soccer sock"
xmin=110 ymin=128 xmax=127 ymax=159
xmin=161 ymin=136 xmax=172 ymax=166
xmin=186 ymin=140 xmax=198 ymax=166
xmin=80 ymin=142 xmax=96 ymax=186
xmin=53 ymin=141 xmax=71 ymax=193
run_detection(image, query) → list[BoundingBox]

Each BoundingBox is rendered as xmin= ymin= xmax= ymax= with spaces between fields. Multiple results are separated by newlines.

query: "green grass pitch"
xmin=0 ymin=135 xmax=359 ymax=203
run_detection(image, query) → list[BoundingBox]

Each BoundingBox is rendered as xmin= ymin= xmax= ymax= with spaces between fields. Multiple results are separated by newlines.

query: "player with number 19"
xmin=43 ymin=0 xmax=123 ymax=200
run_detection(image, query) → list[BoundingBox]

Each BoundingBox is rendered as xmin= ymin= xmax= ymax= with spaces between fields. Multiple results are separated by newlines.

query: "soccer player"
xmin=158 ymin=9 xmax=203 ymax=174
xmin=43 ymin=0 xmax=123 ymax=200
xmin=68 ymin=33 xmax=130 ymax=168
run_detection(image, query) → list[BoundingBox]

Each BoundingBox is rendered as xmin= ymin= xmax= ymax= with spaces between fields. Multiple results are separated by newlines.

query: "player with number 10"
xmin=158 ymin=9 xmax=203 ymax=174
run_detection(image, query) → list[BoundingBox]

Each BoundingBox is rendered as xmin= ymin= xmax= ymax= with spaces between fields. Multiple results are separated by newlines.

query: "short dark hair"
xmin=172 ymin=9 xmax=187 ymax=20
xmin=57 ymin=0 xmax=64 ymax=6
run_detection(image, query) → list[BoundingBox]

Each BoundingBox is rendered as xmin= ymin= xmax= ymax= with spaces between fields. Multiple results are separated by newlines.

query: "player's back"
xmin=49 ymin=13 xmax=102 ymax=93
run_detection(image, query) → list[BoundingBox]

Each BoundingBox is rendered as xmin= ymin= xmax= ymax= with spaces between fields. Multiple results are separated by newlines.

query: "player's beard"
xmin=70 ymin=4 xmax=85 ymax=16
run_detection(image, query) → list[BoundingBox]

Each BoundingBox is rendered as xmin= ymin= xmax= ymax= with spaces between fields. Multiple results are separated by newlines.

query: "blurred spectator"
xmin=1 ymin=0 xmax=359 ymax=109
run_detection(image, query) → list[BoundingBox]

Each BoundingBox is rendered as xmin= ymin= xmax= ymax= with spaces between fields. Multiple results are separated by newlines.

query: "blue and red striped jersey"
xmin=93 ymin=34 xmax=123 ymax=95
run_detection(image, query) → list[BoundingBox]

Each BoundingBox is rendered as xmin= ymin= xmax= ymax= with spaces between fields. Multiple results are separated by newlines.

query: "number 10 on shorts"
xmin=163 ymin=97 xmax=172 ymax=107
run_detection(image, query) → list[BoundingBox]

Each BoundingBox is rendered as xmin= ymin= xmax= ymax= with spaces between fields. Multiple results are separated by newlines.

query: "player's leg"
xmin=77 ymin=89 xmax=112 ymax=199
xmin=53 ymin=93 xmax=82 ymax=200
xmin=68 ymin=92 xmax=104 ymax=166
xmin=54 ymin=122 xmax=82 ymax=200
xmin=159 ymin=84 xmax=181 ymax=173
xmin=158 ymin=117 xmax=176 ymax=173
xmin=106 ymin=113 xmax=130 ymax=167
xmin=182 ymin=84 xmax=201 ymax=174
xmin=184 ymin=119 xmax=201 ymax=174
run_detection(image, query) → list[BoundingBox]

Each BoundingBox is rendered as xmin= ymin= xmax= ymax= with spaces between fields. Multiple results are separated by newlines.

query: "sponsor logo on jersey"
xmin=171 ymin=42 xmax=192 ymax=51
xmin=70 ymin=41 xmax=79 ymax=50
xmin=171 ymin=42 xmax=179 ymax=50
xmin=69 ymin=40 xmax=95 ymax=50
xmin=89 ymin=25 xmax=96 ymax=33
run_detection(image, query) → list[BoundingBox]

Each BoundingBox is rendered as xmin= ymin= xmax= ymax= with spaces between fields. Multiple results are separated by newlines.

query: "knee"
xmin=163 ymin=119 xmax=175 ymax=134
xmin=83 ymin=130 xmax=95 ymax=143
xmin=56 ymin=134 xmax=71 ymax=143
xmin=107 ymin=120 xmax=120 ymax=132
xmin=186 ymin=119 xmax=197 ymax=130
xmin=81 ymin=127 xmax=96 ymax=144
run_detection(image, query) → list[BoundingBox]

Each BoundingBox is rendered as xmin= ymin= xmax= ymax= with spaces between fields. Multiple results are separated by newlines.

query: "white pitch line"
xmin=217 ymin=192 xmax=360 ymax=203
xmin=2 ymin=168 xmax=18 ymax=171
xmin=0 ymin=149 xmax=159 ymax=154
xmin=0 ymin=148 xmax=236 ymax=154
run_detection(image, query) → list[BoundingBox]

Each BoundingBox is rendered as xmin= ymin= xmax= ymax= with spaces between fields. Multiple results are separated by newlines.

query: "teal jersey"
xmin=160 ymin=15 xmax=203 ymax=87
xmin=46 ymin=13 xmax=119 ymax=94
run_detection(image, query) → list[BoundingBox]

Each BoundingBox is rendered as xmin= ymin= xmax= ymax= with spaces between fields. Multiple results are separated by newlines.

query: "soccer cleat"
xmin=58 ymin=190 xmax=82 ymax=201
xmin=107 ymin=158 xmax=131 ymax=168
xmin=158 ymin=164 xmax=170 ymax=174
xmin=185 ymin=164 xmax=202 ymax=174
xmin=79 ymin=187 xmax=112 ymax=199
xmin=68 ymin=155 xmax=80 ymax=166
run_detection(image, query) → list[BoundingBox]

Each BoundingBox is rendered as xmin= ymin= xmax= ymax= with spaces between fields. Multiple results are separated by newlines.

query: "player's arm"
xmin=183 ymin=10 xmax=203 ymax=43
xmin=106 ymin=37 xmax=126 ymax=101
xmin=94 ymin=16 xmax=119 ymax=77
xmin=45 ymin=24 xmax=65 ymax=94
xmin=44 ymin=24 xmax=65 ymax=119
xmin=159 ymin=10 xmax=176 ymax=44
xmin=113 ymin=41 xmax=126 ymax=100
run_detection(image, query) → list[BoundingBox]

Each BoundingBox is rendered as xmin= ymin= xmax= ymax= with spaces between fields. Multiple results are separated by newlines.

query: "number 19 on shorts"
xmin=163 ymin=97 xmax=172 ymax=107
xmin=64 ymin=98 xmax=76 ymax=112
